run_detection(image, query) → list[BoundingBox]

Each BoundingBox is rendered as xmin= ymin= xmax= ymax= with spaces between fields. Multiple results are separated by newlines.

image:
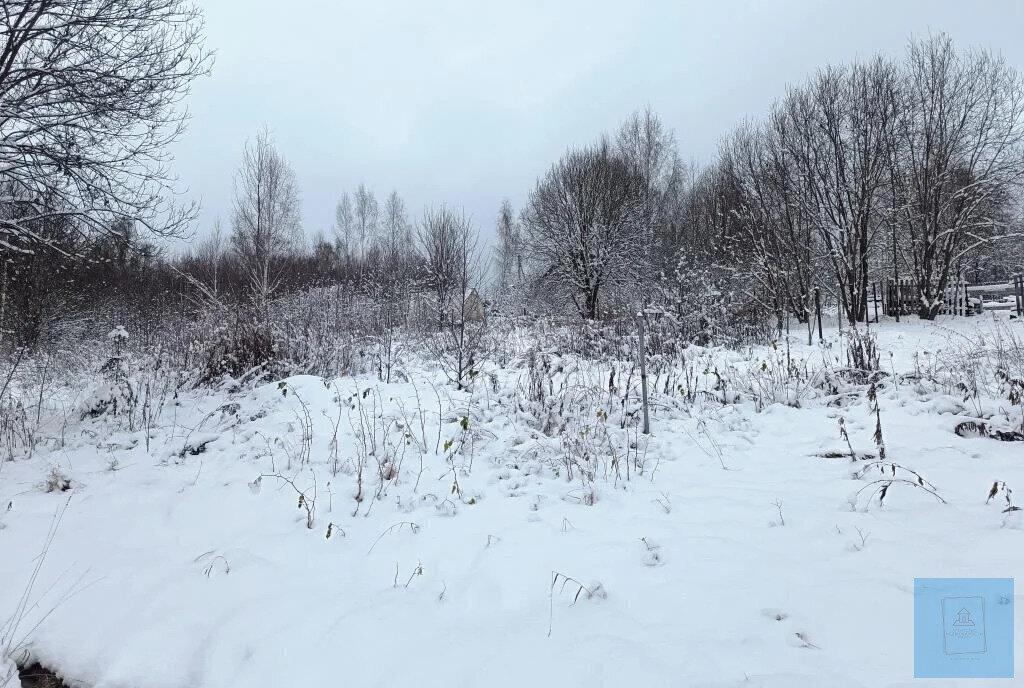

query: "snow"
xmin=1 ymin=314 xmax=1023 ymax=687
xmin=0 ymin=658 xmax=15 ymax=688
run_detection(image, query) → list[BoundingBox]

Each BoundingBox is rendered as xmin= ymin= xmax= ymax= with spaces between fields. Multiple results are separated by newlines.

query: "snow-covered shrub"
xmin=102 ymin=325 xmax=128 ymax=371
xmin=478 ymin=316 xmax=532 ymax=369
xmin=186 ymin=286 xmax=386 ymax=387
xmin=724 ymin=346 xmax=820 ymax=410
xmin=0 ymin=346 xmax=94 ymax=462
xmin=915 ymin=320 xmax=1024 ymax=424
xmin=81 ymin=325 xmax=137 ymax=420
xmin=507 ymin=354 xmax=648 ymax=494
xmin=196 ymin=307 xmax=292 ymax=385
xmin=844 ymin=327 xmax=880 ymax=377
xmin=422 ymin=321 xmax=484 ymax=391
xmin=522 ymin=347 xmax=554 ymax=406
xmin=528 ymin=318 xmax=633 ymax=362
xmin=272 ymin=286 xmax=379 ymax=379
xmin=0 ymin=394 xmax=30 ymax=463
xmin=649 ymin=254 xmax=775 ymax=349
xmin=66 ymin=326 xmax=189 ymax=438
xmin=42 ymin=465 xmax=71 ymax=493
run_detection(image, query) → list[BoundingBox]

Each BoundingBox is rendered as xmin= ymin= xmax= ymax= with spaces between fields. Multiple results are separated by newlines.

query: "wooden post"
xmin=863 ymin=285 xmax=869 ymax=326
xmin=893 ymin=277 xmax=901 ymax=323
xmin=636 ymin=312 xmax=650 ymax=435
xmin=872 ymin=282 xmax=879 ymax=323
xmin=891 ymin=224 xmax=901 ymax=322
xmin=785 ymin=308 xmax=791 ymax=370
xmin=1013 ymin=275 xmax=1018 ymax=316
xmin=774 ymin=294 xmax=783 ymax=339
xmin=951 ymin=278 xmax=957 ymax=316
xmin=1014 ymin=275 xmax=1019 ymax=316
xmin=814 ymin=287 xmax=823 ymax=342
xmin=806 ymin=296 xmax=812 ymax=346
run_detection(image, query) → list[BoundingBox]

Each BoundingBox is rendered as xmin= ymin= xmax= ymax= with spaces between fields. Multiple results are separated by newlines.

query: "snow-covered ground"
xmin=1 ymin=314 xmax=1022 ymax=687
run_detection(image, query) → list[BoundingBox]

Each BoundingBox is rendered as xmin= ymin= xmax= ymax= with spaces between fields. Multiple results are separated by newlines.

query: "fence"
xmin=883 ymin=276 xmax=969 ymax=317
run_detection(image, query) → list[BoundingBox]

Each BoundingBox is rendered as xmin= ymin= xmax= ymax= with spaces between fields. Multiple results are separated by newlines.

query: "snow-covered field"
xmin=1 ymin=315 xmax=1022 ymax=687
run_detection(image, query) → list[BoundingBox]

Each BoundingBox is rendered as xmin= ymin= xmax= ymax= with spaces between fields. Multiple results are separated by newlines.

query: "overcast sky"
xmin=169 ymin=0 xmax=1024 ymax=250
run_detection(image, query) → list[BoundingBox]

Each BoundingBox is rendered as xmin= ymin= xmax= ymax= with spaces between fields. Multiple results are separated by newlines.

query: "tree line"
xmin=2 ymin=9 xmax=1023 ymax=357
xmin=498 ymin=35 xmax=1024 ymax=328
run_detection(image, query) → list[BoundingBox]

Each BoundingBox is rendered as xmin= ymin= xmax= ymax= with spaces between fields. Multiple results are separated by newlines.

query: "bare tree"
xmin=194 ymin=218 xmax=228 ymax=296
xmin=230 ymin=129 xmax=302 ymax=305
xmin=417 ymin=206 xmax=482 ymax=389
xmin=417 ymin=204 xmax=465 ymax=329
xmin=0 ymin=0 xmax=212 ymax=252
xmin=493 ymin=199 xmax=525 ymax=309
xmin=334 ymin=192 xmax=354 ymax=264
xmin=442 ymin=218 xmax=483 ymax=390
xmin=362 ymin=189 xmax=413 ymax=381
xmin=615 ymin=106 xmax=686 ymax=264
xmin=353 ymin=183 xmax=378 ymax=260
xmin=381 ymin=189 xmax=411 ymax=272
xmin=792 ymin=58 xmax=899 ymax=323
xmin=708 ymin=35 xmax=1023 ymax=325
xmin=522 ymin=138 xmax=647 ymax=319
xmin=725 ymin=120 xmax=816 ymax=324
xmin=892 ymin=35 xmax=1024 ymax=319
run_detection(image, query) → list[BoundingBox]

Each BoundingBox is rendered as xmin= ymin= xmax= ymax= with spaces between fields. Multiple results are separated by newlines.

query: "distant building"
xmin=464 ymin=288 xmax=485 ymax=322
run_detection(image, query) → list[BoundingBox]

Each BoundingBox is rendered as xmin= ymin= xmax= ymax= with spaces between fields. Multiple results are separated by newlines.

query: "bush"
xmin=198 ymin=308 xmax=293 ymax=384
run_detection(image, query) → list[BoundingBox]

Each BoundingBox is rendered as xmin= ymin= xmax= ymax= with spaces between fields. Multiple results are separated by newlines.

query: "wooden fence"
xmin=883 ymin=276 xmax=970 ymax=317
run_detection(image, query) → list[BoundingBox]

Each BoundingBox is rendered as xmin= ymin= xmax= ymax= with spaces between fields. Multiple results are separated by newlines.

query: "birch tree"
xmin=230 ymin=129 xmax=302 ymax=305
xmin=353 ymin=183 xmax=378 ymax=260
xmin=381 ymin=189 xmax=411 ymax=272
xmin=334 ymin=192 xmax=354 ymax=264
xmin=493 ymin=199 xmax=525 ymax=306
xmin=615 ymin=106 xmax=686 ymax=265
